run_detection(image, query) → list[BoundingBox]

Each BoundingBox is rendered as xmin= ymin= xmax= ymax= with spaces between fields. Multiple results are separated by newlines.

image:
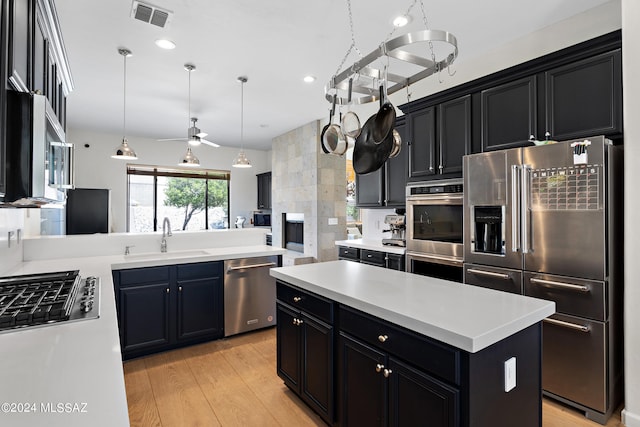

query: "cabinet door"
xmin=545 ymin=50 xmax=622 ymax=140
xmin=276 ymin=303 xmax=301 ymax=390
xmin=301 ymin=313 xmax=334 ymax=423
xmin=388 ymin=357 xmax=459 ymax=427
xmin=386 ymin=254 xmax=405 ymax=271
xmin=7 ymin=0 xmax=30 ymax=91
xmin=338 ymin=333 xmax=387 ymax=427
xmin=408 ymin=106 xmax=436 ymax=180
xmin=438 ymin=95 xmax=471 ymax=175
xmin=481 ymin=76 xmax=537 ymax=151
xmin=32 ymin=13 xmax=46 ymax=95
xmin=384 ymin=117 xmax=408 ymax=206
xmin=119 ymin=283 xmax=171 ymax=355
xmin=176 ymin=276 xmax=223 ymax=342
xmin=257 ymin=172 xmax=272 ymax=209
xmin=356 ymin=167 xmax=384 ymax=207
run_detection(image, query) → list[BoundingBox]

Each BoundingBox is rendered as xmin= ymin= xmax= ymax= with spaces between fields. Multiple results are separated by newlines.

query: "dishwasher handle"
xmin=226 ymin=262 xmax=277 ymax=272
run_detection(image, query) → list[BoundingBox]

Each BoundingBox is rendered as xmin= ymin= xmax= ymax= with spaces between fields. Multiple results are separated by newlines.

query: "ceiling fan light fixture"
xmin=188 ymin=136 xmax=201 ymax=146
xmin=112 ymin=48 xmax=138 ymax=160
xmin=179 ymin=146 xmax=200 ymax=167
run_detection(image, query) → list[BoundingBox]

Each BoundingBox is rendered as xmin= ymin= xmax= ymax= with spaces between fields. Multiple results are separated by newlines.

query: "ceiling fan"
xmin=158 ymin=117 xmax=220 ymax=147
xmin=157 ymin=64 xmax=220 ymax=148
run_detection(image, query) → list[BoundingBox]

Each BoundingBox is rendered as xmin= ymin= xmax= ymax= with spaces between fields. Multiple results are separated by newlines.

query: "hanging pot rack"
xmin=324 ymin=29 xmax=458 ymax=105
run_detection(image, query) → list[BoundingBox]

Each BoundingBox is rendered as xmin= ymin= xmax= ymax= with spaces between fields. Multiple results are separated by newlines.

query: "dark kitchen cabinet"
xmin=408 ymin=95 xmax=471 ymax=181
xmin=113 ymin=261 xmax=224 ymax=360
xmin=257 ymin=171 xmax=272 ymax=209
xmin=32 ymin=12 xmax=45 ymax=95
xmin=276 ymin=282 xmax=334 ymax=424
xmin=481 ymin=76 xmax=537 ymax=151
xmin=543 ymin=49 xmax=622 ymax=141
xmin=7 ymin=0 xmax=31 ymax=92
xmin=0 ymin=0 xmax=8 ymax=197
xmin=356 ymin=117 xmax=408 ymax=208
xmin=386 ymin=253 xmax=405 ymax=271
xmin=338 ymin=246 xmax=405 ymax=271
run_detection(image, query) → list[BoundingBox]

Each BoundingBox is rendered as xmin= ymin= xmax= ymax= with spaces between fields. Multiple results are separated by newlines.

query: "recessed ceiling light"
xmin=392 ymin=15 xmax=410 ymax=27
xmin=303 ymin=75 xmax=316 ymax=83
xmin=155 ymin=39 xmax=176 ymax=49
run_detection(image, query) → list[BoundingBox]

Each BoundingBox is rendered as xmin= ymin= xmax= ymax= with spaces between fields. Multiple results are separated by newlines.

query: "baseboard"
xmin=622 ymin=409 xmax=640 ymax=426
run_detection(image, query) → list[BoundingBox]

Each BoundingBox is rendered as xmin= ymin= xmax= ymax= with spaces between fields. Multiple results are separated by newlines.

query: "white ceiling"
xmin=55 ymin=0 xmax=612 ymax=151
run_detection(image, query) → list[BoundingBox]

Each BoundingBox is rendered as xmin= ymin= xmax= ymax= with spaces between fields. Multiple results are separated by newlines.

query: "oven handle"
xmin=466 ymin=268 xmax=510 ymax=280
xmin=544 ymin=317 xmax=590 ymax=333
xmin=530 ymin=278 xmax=590 ymax=293
xmin=406 ymin=195 xmax=464 ymax=203
xmin=407 ymin=252 xmax=463 ymax=267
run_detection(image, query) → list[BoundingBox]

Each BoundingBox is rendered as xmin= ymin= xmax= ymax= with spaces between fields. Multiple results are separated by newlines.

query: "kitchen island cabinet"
xmin=271 ymin=261 xmax=554 ymax=426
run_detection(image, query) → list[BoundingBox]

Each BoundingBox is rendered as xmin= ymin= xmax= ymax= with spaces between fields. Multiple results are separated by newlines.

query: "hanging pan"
xmin=341 ymin=77 xmax=361 ymax=139
xmin=322 ymin=95 xmax=347 ymax=156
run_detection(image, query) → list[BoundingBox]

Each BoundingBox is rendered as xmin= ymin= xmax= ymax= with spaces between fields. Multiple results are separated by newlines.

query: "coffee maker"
xmin=382 ymin=214 xmax=406 ymax=247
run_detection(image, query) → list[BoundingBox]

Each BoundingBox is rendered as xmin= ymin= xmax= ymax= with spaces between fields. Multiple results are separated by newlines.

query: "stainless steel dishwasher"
xmin=224 ymin=255 xmax=279 ymax=336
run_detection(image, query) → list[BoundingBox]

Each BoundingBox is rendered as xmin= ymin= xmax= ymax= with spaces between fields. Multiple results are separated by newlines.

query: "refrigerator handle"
xmin=521 ymin=165 xmax=531 ymax=254
xmin=511 ymin=165 xmax=520 ymax=253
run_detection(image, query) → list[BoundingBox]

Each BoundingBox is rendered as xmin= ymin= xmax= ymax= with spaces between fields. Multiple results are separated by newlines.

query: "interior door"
xmin=522 ymin=138 xmax=606 ymax=279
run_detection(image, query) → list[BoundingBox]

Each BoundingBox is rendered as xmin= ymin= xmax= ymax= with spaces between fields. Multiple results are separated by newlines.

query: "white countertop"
xmin=335 ymin=239 xmax=406 ymax=255
xmin=271 ymin=260 xmax=555 ymax=353
xmin=0 ymin=244 xmax=285 ymax=427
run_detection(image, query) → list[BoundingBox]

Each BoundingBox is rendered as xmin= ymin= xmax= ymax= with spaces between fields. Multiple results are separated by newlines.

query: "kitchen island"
xmin=0 ymin=229 xmax=285 ymax=427
xmin=271 ymin=260 xmax=555 ymax=426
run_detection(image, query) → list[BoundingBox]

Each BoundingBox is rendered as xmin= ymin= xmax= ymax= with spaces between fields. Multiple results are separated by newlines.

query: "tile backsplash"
xmin=0 ymin=209 xmax=24 ymax=275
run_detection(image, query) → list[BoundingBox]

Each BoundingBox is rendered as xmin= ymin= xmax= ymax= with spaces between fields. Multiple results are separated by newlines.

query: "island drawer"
xmin=117 ymin=266 xmax=169 ymax=287
xmin=339 ymin=305 xmax=460 ymax=385
xmin=277 ymin=281 xmax=334 ymax=324
xmin=359 ymin=249 xmax=386 ymax=266
xmin=338 ymin=246 xmax=360 ymax=261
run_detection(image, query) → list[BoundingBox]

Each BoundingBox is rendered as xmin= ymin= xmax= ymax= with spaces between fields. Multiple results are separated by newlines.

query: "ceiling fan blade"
xmin=200 ymin=138 xmax=220 ymax=148
xmin=196 ymin=131 xmax=208 ymax=138
xmin=157 ymin=137 xmax=187 ymax=142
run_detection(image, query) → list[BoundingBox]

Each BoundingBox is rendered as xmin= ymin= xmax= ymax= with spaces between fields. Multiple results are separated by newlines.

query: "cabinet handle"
xmin=383 ymin=368 xmax=393 ymax=378
xmin=439 ymin=164 xmax=444 ymax=171
xmin=297 ymin=319 xmax=304 ymax=325
xmin=166 ymin=288 xmax=170 ymax=294
xmin=378 ymin=335 xmax=388 ymax=343
xmin=178 ymin=286 xmax=182 ymax=292
xmin=293 ymin=296 xmax=302 ymax=302
xmin=466 ymin=268 xmax=510 ymax=280
xmin=367 ymin=254 xmax=373 ymax=258
xmin=375 ymin=364 xmax=385 ymax=373
xmin=544 ymin=318 xmax=590 ymax=333
xmin=530 ymin=278 xmax=589 ymax=293
xmin=292 ymin=318 xmax=297 ymax=325
xmin=429 ymin=166 xmax=434 ymax=171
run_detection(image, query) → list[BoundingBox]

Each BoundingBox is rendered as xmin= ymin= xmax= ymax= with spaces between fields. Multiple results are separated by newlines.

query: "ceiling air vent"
xmin=130 ymin=1 xmax=172 ymax=28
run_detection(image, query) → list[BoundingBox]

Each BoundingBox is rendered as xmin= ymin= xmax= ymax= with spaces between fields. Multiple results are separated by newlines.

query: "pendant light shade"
xmin=112 ymin=48 xmax=138 ymax=160
xmin=179 ymin=146 xmax=200 ymax=167
xmin=232 ymin=76 xmax=251 ymax=168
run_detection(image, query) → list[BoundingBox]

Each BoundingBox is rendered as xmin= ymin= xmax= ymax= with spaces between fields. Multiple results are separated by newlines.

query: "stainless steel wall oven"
xmin=406 ymin=179 xmax=464 ymax=282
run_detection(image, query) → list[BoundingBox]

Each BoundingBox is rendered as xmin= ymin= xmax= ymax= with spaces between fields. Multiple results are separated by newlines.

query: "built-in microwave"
xmin=406 ymin=179 xmax=464 ymax=280
xmin=5 ymin=91 xmax=73 ymax=203
xmin=253 ymin=211 xmax=271 ymax=227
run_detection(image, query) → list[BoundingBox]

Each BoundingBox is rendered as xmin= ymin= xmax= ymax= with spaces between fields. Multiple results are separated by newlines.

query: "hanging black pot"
xmin=372 ymin=86 xmax=396 ymax=144
xmin=353 ymin=114 xmax=394 ymax=174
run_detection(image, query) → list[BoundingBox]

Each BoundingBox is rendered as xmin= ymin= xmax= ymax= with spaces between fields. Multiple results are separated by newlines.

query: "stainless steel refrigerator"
xmin=462 ymin=136 xmax=623 ymax=424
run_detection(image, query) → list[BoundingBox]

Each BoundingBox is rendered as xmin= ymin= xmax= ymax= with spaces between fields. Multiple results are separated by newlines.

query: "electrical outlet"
xmin=328 ymin=218 xmax=338 ymax=225
xmin=504 ymin=357 xmax=516 ymax=392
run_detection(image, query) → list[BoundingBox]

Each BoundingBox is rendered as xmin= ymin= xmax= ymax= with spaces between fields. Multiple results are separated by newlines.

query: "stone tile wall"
xmin=271 ymin=120 xmax=346 ymax=262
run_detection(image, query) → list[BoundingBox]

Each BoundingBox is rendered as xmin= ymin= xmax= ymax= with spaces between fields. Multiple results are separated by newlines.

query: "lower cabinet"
xmin=113 ymin=261 xmax=224 ymax=360
xmin=337 ymin=246 xmax=406 ymax=271
xmin=276 ymin=282 xmax=334 ymax=424
xmin=276 ymin=280 xmax=544 ymax=427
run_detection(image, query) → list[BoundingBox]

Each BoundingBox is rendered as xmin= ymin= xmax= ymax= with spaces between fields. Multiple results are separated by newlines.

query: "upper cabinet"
xmin=7 ymin=0 xmax=31 ymax=92
xmin=406 ymin=94 xmax=472 ymax=181
xmin=257 ymin=171 xmax=272 ymax=209
xmin=543 ymin=50 xmax=622 ymax=141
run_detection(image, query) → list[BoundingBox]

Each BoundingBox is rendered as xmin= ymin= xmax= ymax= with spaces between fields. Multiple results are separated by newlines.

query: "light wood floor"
xmin=123 ymin=327 xmax=623 ymax=427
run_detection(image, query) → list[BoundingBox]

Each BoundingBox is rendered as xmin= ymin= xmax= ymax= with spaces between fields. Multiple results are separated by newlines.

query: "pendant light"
xmin=112 ymin=48 xmax=138 ymax=160
xmin=232 ymin=76 xmax=251 ymax=168
xmin=178 ymin=63 xmax=200 ymax=166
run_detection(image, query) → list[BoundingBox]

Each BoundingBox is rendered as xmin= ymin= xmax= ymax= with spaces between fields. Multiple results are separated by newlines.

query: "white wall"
xmin=0 ymin=209 xmax=24 ymax=275
xmin=622 ymin=0 xmax=640 ymax=424
xmin=68 ymin=128 xmax=271 ymax=233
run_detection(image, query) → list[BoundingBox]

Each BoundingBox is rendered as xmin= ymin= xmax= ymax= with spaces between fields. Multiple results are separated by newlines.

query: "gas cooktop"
xmin=0 ymin=270 xmax=100 ymax=333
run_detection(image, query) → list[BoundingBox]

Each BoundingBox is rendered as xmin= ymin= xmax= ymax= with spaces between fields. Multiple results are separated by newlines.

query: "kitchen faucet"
xmin=161 ymin=217 xmax=172 ymax=252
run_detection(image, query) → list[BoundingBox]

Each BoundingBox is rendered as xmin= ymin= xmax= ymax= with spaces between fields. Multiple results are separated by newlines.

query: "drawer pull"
xmin=178 ymin=286 xmax=182 ymax=292
xmin=166 ymin=288 xmax=170 ymax=294
xmin=293 ymin=296 xmax=302 ymax=302
xmin=375 ymin=364 xmax=384 ymax=373
xmin=544 ymin=318 xmax=590 ymax=333
xmin=466 ymin=268 xmax=510 ymax=280
xmin=383 ymin=368 xmax=393 ymax=378
xmin=367 ymin=254 xmax=373 ymax=258
xmin=378 ymin=335 xmax=388 ymax=343
xmin=530 ymin=278 xmax=589 ymax=293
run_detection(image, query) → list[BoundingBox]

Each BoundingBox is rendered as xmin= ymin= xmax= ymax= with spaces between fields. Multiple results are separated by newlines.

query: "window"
xmin=127 ymin=164 xmax=230 ymax=232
